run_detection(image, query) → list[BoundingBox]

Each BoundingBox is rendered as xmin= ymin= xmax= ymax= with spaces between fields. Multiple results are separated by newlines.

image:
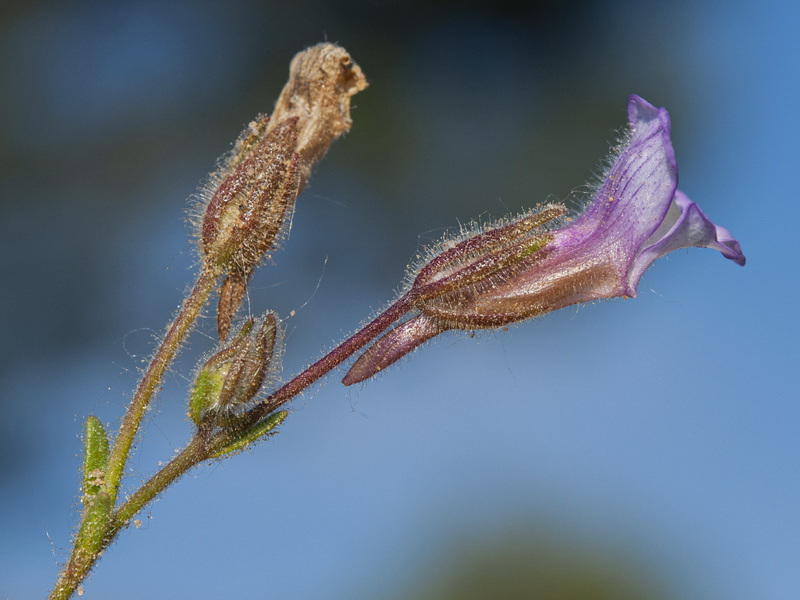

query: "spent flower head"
xmin=197 ymin=43 xmax=368 ymax=340
xmin=343 ymin=95 xmax=745 ymax=385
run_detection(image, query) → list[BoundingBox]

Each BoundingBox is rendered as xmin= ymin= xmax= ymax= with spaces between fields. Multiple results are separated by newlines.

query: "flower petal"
xmin=482 ymin=95 xmax=679 ymax=309
xmin=570 ymin=95 xmax=678 ymax=266
xmin=626 ymin=190 xmax=746 ymax=292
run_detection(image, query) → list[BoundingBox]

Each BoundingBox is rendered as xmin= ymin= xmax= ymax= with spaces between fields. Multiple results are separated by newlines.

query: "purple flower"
xmin=343 ymin=95 xmax=745 ymax=385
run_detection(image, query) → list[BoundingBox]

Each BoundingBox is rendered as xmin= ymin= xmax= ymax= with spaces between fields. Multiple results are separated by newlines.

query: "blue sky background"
xmin=1 ymin=1 xmax=798 ymax=598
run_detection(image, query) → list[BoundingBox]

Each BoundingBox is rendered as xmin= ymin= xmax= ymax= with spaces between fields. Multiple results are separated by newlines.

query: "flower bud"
xmin=200 ymin=118 xmax=301 ymax=340
xmin=188 ymin=313 xmax=280 ymax=425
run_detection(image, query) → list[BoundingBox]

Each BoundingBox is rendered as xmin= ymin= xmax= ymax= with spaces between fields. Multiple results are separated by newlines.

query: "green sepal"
xmin=188 ymin=316 xmax=277 ymax=425
xmin=82 ymin=416 xmax=110 ymax=497
xmin=188 ymin=369 xmax=225 ymax=425
xmin=213 ymin=411 xmax=288 ymax=458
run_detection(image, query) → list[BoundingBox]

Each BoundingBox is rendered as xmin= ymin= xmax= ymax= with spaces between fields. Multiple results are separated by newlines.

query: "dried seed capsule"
xmin=200 ymin=118 xmax=300 ymax=271
xmin=197 ymin=43 xmax=368 ymax=340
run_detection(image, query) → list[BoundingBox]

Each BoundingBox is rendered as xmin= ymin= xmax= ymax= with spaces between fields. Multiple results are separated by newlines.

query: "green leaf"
xmin=82 ymin=416 xmax=109 ymax=497
xmin=73 ymin=491 xmax=112 ymax=564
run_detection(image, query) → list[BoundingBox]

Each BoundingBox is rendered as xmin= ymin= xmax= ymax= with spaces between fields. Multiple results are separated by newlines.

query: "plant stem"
xmin=50 ymin=290 xmax=412 ymax=600
xmin=49 ymin=267 xmax=219 ymax=600
xmin=112 ymin=434 xmax=209 ymax=527
xmin=104 ymin=267 xmax=219 ymax=504
xmin=119 ymin=294 xmax=415 ymax=526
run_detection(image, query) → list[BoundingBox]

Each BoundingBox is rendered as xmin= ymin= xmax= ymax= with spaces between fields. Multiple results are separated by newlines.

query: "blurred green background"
xmin=1 ymin=1 xmax=797 ymax=598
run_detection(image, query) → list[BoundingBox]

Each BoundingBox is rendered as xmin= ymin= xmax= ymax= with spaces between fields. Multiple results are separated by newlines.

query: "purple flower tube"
xmin=343 ymin=95 xmax=745 ymax=385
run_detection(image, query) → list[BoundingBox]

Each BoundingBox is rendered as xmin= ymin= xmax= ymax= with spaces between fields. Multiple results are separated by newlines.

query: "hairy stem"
xmin=50 ymin=291 xmax=411 ymax=600
xmin=117 ymin=295 xmax=415 ymax=528
xmin=112 ymin=434 xmax=209 ymax=528
xmin=49 ymin=267 xmax=219 ymax=600
xmin=226 ymin=294 xmax=414 ymax=434
xmin=51 ymin=43 xmax=372 ymax=600
xmin=104 ymin=267 xmax=219 ymax=503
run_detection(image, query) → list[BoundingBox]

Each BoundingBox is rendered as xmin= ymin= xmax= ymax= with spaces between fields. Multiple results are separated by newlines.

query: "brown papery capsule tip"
xmin=196 ymin=43 xmax=367 ymax=340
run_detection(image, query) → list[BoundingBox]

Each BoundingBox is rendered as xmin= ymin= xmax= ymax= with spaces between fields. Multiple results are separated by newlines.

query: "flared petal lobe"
xmin=627 ymin=190 xmax=746 ymax=291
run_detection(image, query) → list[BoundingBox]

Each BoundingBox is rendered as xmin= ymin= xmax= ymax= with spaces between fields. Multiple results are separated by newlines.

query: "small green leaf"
xmin=83 ymin=416 xmax=109 ymax=497
xmin=213 ymin=411 xmax=289 ymax=457
xmin=73 ymin=491 xmax=112 ymax=563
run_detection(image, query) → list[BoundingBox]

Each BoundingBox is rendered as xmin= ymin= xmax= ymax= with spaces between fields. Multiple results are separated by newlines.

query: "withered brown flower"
xmin=197 ymin=43 xmax=368 ymax=340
